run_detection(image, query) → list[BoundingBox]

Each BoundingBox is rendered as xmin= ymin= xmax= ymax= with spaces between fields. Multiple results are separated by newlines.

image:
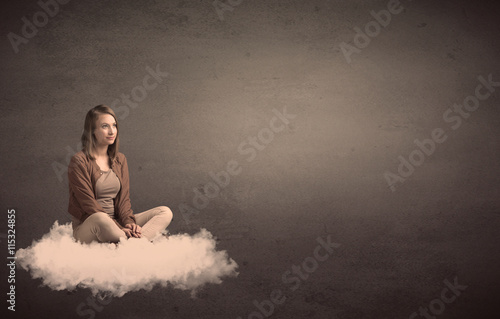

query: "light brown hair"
xmin=81 ymin=105 xmax=120 ymax=161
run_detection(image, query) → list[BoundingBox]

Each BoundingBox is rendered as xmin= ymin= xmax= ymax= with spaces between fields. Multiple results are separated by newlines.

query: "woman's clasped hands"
xmin=123 ymin=223 xmax=142 ymax=238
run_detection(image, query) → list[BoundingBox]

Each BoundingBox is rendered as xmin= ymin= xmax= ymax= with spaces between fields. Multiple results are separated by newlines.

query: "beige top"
xmin=95 ymin=169 xmax=121 ymax=219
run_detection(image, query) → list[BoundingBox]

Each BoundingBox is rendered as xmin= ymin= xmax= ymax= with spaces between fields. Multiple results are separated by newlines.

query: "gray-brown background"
xmin=1 ymin=0 xmax=499 ymax=318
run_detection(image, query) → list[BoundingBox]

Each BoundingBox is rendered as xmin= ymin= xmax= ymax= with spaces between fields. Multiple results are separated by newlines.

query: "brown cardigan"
xmin=67 ymin=150 xmax=136 ymax=229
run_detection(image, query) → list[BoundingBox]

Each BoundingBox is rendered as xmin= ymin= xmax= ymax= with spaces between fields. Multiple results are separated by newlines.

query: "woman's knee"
xmin=74 ymin=212 xmax=122 ymax=243
xmin=157 ymin=206 xmax=173 ymax=222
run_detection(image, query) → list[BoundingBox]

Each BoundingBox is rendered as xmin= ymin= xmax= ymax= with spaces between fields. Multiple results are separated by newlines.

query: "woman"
xmin=67 ymin=105 xmax=173 ymax=244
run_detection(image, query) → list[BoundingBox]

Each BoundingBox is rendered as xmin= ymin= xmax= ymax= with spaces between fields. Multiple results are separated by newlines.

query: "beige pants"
xmin=73 ymin=206 xmax=173 ymax=244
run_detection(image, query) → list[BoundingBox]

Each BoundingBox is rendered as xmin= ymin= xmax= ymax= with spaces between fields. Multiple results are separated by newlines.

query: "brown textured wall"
xmin=1 ymin=0 xmax=499 ymax=318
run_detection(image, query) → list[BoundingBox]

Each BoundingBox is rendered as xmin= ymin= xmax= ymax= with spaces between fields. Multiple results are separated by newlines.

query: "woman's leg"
xmin=134 ymin=206 xmax=173 ymax=240
xmin=73 ymin=212 xmax=127 ymax=244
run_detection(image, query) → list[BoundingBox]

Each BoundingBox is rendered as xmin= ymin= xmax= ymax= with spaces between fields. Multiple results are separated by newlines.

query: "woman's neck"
xmin=94 ymin=145 xmax=108 ymax=158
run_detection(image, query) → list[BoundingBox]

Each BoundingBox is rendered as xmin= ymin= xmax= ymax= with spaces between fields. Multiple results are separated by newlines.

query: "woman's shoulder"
xmin=114 ymin=152 xmax=127 ymax=164
xmin=68 ymin=150 xmax=92 ymax=171
xmin=71 ymin=150 xmax=88 ymax=163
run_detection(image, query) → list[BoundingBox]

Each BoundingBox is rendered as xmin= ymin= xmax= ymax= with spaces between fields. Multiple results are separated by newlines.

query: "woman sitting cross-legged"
xmin=68 ymin=105 xmax=173 ymax=244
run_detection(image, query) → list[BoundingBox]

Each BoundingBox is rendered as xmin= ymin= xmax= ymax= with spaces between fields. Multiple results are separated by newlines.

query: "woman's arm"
xmin=68 ymin=155 xmax=106 ymax=219
xmin=115 ymin=154 xmax=137 ymax=226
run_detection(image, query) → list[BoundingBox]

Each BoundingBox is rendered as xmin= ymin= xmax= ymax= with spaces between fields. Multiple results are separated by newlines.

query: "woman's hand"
xmin=124 ymin=223 xmax=142 ymax=238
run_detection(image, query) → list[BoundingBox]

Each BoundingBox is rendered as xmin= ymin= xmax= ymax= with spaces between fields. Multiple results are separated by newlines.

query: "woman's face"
xmin=93 ymin=113 xmax=117 ymax=147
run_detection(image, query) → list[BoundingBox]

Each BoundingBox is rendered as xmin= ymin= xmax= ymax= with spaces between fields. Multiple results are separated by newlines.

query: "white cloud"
xmin=16 ymin=221 xmax=238 ymax=297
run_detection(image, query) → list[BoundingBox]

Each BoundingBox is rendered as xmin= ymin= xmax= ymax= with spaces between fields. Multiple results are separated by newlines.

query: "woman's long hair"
xmin=81 ymin=105 xmax=120 ymax=161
